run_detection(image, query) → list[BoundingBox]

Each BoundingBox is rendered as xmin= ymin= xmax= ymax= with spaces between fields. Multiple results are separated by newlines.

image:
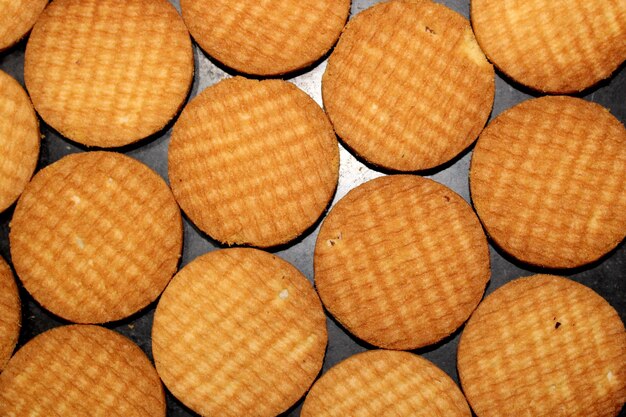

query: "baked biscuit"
xmin=470 ymin=96 xmax=626 ymax=268
xmin=471 ymin=0 xmax=626 ymax=93
xmin=314 ymin=175 xmax=490 ymax=350
xmin=0 ymin=325 xmax=165 ymax=416
xmin=0 ymin=69 xmax=39 ymax=212
xmin=0 ymin=0 xmax=48 ymax=51
xmin=24 ymin=0 xmax=193 ymax=147
xmin=181 ymin=0 xmax=350 ymax=75
xmin=458 ymin=275 xmax=626 ymax=417
xmin=10 ymin=151 xmax=182 ymax=323
xmin=301 ymin=350 xmax=471 ymax=417
xmin=169 ymin=77 xmax=339 ymax=248
xmin=152 ymin=248 xmax=327 ymax=417
xmin=323 ymin=0 xmax=494 ymax=171
xmin=0 ymin=256 xmax=20 ymax=372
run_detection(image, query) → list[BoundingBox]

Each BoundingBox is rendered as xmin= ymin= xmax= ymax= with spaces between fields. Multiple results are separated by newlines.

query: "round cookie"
xmin=314 ymin=175 xmax=490 ymax=350
xmin=24 ymin=0 xmax=193 ymax=148
xmin=181 ymin=0 xmax=350 ymax=75
xmin=471 ymin=0 xmax=626 ymax=93
xmin=301 ymin=350 xmax=471 ymax=417
xmin=458 ymin=275 xmax=626 ymax=417
xmin=470 ymin=96 xmax=626 ymax=268
xmin=0 ymin=325 xmax=165 ymax=416
xmin=322 ymin=0 xmax=494 ymax=171
xmin=10 ymin=151 xmax=182 ymax=323
xmin=169 ymin=77 xmax=339 ymax=248
xmin=0 ymin=69 xmax=39 ymax=212
xmin=0 ymin=0 xmax=48 ymax=51
xmin=0 ymin=256 xmax=20 ymax=372
xmin=152 ymin=248 xmax=327 ymax=417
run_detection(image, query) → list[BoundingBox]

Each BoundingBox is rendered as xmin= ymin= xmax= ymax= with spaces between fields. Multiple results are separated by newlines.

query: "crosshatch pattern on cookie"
xmin=153 ymin=248 xmax=327 ymax=417
xmin=315 ymin=175 xmax=490 ymax=350
xmin=470 ymin=96 xmax=626 ymax=268
xmin=458 ymin=275 xmax=626 ymax=417
xmin=24 ymin=0 xmax=193 ymax=147
xmin=10 ymin=152 xmax=182 ymax=323
xmin=323 ymin=0 xmax=494 ymax=171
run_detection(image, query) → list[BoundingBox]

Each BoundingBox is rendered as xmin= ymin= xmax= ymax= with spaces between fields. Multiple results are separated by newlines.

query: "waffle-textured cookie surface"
xmin=169 ymin=77 xmax=339 ymax=247
xmin=24 ymin=0 xmax=193 ymax=147
xmin=0 ymin=325 xmax=165 ymax=416
xmin=314 ymin=175 xmax=490 ymax=350
xmin=0 ymin=256 xmax=20 ymax=372
xmin=10 ymin=151 xmax=182 ymax=323
xmin=470 ymin=96 xmax=626 ymax=268
xmin=0 ymin=70 xmax=39 ymax=212
xmin=471 ymin=0 xmax=626 ymax=93
xmin=0 ymin=0 xmax=48 ymax=51
xmin=181 ymin=0 xmax=350 ymax=75
xmin=322 ymin=0 xmax=494 ymax=171
xmin=301 ymin=350 xmax=471 ymax=417
xmin=152 ymin=248 xmax=327 ymax=417
xmin=458 ymin=275 xmax=626 ymax=417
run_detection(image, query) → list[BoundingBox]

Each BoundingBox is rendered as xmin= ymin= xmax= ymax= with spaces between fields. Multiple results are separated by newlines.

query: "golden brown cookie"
xmin=181 ymin=0 xmax=350 ymax=75
xmin=302 ymin=350 xmax=471 ymax=417
xmin=0 ymin=325 xmax=165 ymax=416
xmin=322 ymin=0 xmax=494 ymax=171
xmin=24 ymin=0 xmax=193 ymax=147
xmin=152 ymin=248 xmax=327 ymax=417
xmin=471 ymin=0 xmax=626 ymax=93
xmin=0 ymin=0 xmax=48 ymax=51
xmin=10 ymin=151 xmax=182 ymax=323
xmin=169 ymin=77 xmax=339 ymax=248
xmin=0 ymin=69 xmax=39 ymax=212
xmin=314 ymin=175 xmax=490 ymax=350
xmin=470 ymin=96 xmax=626 ymax=268
xmin=458 ymin=275 xmax=626 ymax=417
xmin=0 ymin=256 xmax=20 ymax=372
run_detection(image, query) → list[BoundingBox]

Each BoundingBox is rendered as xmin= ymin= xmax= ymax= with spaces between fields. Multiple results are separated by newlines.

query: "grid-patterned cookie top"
xmin=301 ymin=350 xmax=471 ymax=417
xmin=181 ymin=0 xmax=350 ymax=75
xmin=0 ymin=256 xmax=20 ymax=372
xmin=169 ymin=77 xmax=339 ymax=248
xmin=322 ymin=0 xmax=494 ymax=171
xmin=24 ymin=0 xmax=193 ymax=147
xmin=0 ymin=325 xmax=165 ymax=416
xmin=0 ymin=70 xmax=39 ymax=212
xmin=152 ymin=248 xmax=327 ymax=417
xmin=0 ymin=0 xmax=48 ymax=51
xmin=471 ymin=0 xmax=626 ymax=93
xmin=314 ymin=175 xmax=490 ymax=350
xmin=470 ymin=96 xmax=626 ymax=268
xmin=458 ymin=275 xmax=626 ymax=417
xmin=10 ymin=151 xmax=182 ymax=323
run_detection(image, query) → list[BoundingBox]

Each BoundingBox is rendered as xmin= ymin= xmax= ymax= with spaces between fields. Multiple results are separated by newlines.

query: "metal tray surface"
xmin=0 ymin=1 xmax=624 ymax=416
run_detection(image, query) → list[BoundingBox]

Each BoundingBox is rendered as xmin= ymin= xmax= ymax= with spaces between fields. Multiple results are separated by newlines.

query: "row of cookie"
xmin=1 ymin=250 xmax=624 ymax=416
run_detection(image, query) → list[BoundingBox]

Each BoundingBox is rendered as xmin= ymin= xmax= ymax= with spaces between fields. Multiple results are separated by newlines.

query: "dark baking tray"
xmin=0 ymin=1 xmax=624 ymax=416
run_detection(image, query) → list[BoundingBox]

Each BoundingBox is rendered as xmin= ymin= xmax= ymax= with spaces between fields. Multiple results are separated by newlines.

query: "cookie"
xmin=24 ymin=0 xmax=193 ymax=147
xmin=301 ymin=350 xmax=471 ymax=417
xmin=322 ymin=0 xmax=494 ymax=171
xmin=314 ymin=175 xmax=490 ymax=350
xmin=0 ymin=69 xmax=39 ymax=212
xmin=470 ymin=96 xmax=626 ymax=268
xmin=471 ymin=0 xmax=626 ymax=93
xmin=458 ymin=275 xmax=626 ymax=417
xmin=169 ymin=77 xmax=339 ymax=248
xmin=0 ymin=0 xmax=48 ymax=51
xmin=181 ymin=0 xmax=350 ymax=75
xmin=0 ymin=256 xmax=20 ymax=372
xmin=152 ymin=248 xmax=327 ymax=417
xmin=10 ymin=151 xmax=182 ymax=323
xmin=0 ymin=324 xmax=165 ymax=416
